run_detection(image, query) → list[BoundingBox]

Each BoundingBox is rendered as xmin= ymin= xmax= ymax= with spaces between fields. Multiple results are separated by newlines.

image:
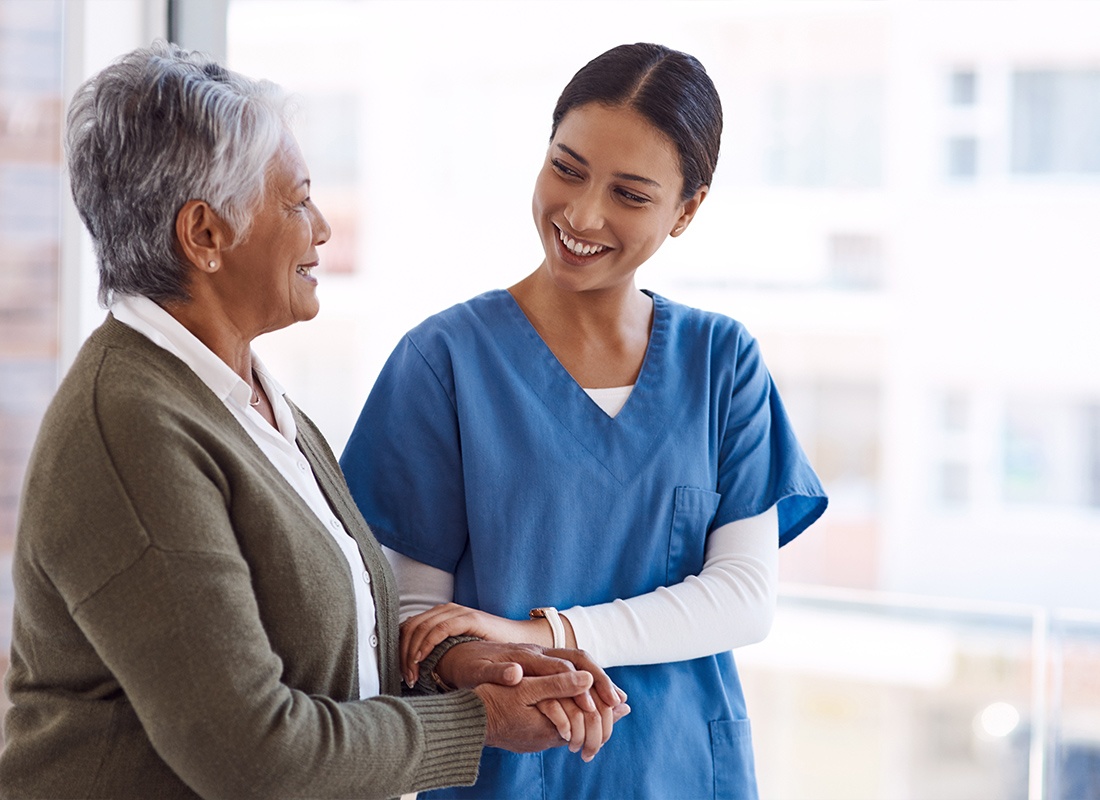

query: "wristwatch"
xmin=529 ymin=606 xmax=566 ymax=648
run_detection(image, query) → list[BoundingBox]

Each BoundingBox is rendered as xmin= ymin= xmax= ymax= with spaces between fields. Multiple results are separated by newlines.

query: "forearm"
xmin=387 ymin=507 xmax=778 ymax=670
xmin=563 ymin=507 xmax=778 ymax=668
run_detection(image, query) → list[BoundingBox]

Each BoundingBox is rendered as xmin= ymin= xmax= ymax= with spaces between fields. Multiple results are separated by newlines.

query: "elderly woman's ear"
xmin=175 ymin=199 xmax=231 ymax=273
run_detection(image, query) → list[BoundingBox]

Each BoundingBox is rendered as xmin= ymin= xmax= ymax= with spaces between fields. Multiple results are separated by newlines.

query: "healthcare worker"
xmin=341 ymin=42 xmax=828 ymax=800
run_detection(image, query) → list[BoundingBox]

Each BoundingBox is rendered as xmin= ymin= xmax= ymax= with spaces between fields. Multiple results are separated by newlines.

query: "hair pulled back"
xmin=551 ymin=43 xmax=722 ymax=200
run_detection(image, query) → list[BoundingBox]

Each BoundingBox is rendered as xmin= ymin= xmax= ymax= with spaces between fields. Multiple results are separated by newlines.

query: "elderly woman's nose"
xmin=312 ymin=203 xmax=332 ymax=245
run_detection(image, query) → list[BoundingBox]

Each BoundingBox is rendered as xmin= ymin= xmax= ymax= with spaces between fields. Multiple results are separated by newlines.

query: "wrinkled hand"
xmin=439 ymin=641 xmax=630 ymax=761
xmin=531 ymin=647 xmax=629 ymax=762
xmin=401 ymin=603 xmax=539 ymax=687
xmin=474 ymin=671 xmax=594 ymax=754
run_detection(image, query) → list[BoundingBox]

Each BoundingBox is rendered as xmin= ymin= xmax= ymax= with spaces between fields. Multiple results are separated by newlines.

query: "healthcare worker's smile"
xmin=554 ymin=223 xmax=612 ymax=266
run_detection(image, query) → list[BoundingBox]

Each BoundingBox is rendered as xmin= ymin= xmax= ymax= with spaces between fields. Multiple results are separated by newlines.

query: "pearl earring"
xmin=208 ymin=260 xmax=217 ymax=269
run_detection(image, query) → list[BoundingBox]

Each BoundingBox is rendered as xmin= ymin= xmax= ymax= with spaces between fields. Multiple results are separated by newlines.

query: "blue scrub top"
xmin=341 ymin=289 xmax=826 ymax=800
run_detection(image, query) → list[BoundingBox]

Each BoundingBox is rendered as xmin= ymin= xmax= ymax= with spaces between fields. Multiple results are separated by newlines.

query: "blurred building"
xmin=639 ymin=3 xmax=1100 ymax=613
xmin=0 ymin=0 xmax=63 ymax=743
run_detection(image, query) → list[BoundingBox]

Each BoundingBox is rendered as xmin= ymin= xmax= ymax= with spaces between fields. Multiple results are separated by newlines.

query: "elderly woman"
xmin=0 ymin=42 xmax=626 ymax=800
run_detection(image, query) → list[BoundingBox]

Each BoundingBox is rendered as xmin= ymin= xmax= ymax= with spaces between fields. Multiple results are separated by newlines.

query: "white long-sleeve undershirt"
xmin=383 ymin=385 xmax=779 ymax=669
xmin=384 ymin=507 xmax=777 ymax=669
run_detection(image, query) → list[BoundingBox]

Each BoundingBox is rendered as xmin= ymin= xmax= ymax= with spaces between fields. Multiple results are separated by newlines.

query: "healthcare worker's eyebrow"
xmin=555 ymin=143 xmax=662 ymax=188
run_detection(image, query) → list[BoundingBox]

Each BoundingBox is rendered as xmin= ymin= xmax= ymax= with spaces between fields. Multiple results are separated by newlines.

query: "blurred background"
xmin=2 ymin=1 xmax=1099 ymax=797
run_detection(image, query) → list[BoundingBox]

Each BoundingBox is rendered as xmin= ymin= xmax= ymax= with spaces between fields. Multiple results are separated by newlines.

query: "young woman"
xmin=341 ymin=43 xmax=827 ymax=799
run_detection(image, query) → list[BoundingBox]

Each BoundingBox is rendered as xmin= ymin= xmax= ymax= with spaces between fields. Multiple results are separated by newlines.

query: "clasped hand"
xmin=413 ymin=615 xmax=629 ymax=762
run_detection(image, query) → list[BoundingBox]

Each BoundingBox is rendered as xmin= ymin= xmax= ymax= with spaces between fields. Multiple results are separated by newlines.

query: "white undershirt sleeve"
xmin=383 ymin=546 xmax=455 ymax=622
xmin=381 ymin=504 xmax=778 ymax=669
xmin=562 ymin=506 xmax=778 ymax=668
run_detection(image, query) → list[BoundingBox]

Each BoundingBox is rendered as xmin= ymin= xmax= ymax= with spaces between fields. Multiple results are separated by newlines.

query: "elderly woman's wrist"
xmin=415 ymin=635 xmax=481 ymax=693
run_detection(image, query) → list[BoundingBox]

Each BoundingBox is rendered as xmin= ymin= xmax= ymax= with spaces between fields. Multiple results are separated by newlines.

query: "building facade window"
xmin=827 ymin=233 xmax=884 ymax=290
xmin=1011 ymin=69 xmax=1100 ymax=175
xmin=950 ymin=69 xmax=977 ymax=106
xmin=765 ymin=76 xmax=884 ymax=188
xmin=947 ymin=135 xmax=979 ymax=179
xmin=1002 ymin=398 xmax=1100 ymax=507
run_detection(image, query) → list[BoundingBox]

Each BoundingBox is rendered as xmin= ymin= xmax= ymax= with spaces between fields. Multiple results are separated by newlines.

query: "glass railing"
xmin=739 ymin=586 xmax=1100 ymax=800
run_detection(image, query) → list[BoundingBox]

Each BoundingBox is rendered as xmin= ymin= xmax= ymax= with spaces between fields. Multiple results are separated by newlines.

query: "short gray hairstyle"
xmin=66 ymin=40 xmax=290 ymax=306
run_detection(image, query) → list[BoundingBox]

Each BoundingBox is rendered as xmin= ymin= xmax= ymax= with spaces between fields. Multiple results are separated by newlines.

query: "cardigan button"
xmin=362 ymin=570 xmax=371 ymax=585
xmin=369 ymin=634 xmax=378 ymax=648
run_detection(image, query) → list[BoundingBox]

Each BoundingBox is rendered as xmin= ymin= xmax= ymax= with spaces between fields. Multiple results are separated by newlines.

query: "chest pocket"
xmin=666 ymin=486 xmax=721 ymax=584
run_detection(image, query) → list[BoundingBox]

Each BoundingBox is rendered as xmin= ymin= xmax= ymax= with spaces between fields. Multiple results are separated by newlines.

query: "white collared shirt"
xmin=112 ymin=295 xmax=380 ymax=699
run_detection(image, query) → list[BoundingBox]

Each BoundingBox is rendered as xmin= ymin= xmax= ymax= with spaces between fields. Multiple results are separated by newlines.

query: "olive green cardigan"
xmin=0 ymin=316 xmax=486 ymax=799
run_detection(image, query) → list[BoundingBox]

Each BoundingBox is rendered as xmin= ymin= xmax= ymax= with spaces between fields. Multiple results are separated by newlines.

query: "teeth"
xmin=297 ymin=265 xmax=312 ymax=276
xmin=558 ymin=227 xmax=605 ymax=257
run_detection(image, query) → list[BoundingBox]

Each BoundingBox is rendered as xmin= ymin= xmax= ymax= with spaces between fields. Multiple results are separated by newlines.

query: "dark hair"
xmin=550 ymin=43 xmax=722 ymax=200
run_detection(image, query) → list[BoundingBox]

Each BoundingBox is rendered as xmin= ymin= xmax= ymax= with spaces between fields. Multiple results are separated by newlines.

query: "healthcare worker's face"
xmin=531 ymin=102 xmax=705 ymax=295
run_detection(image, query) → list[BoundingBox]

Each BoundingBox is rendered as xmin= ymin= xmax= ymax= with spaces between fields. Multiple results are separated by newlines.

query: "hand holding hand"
xmin=401 ymin=603 xmax=548 ymax=687
xmin=439 ymin=641 xmax=630 ymax=761
xmin=473 ymin=670 xmax=594 ymax=754
xmin=531 ymin=647 xmax=629 ymax=761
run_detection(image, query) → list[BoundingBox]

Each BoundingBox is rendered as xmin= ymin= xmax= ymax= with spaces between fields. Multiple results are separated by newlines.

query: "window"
xmin=1002 ymin=398 xmax=1100 ymax=507
xmin=827 ymin=233 xmax=884 ymax=289
xmin=765 ymin=76 xmax=884 ymax=187
xmin=947 ymin=135 xmax=978 ymax=179
xmin=941 ymin=391 xmax=969 ymax=433
xmin=1011 ymin=70 xmax=1100 ymax=175
xmin=950 ymin=69 xmax=977 ymax=106
xmin=938 ymin=461 xmax=970 ymax=506
xmin=784 ymin=380 xmax=881 ymax=507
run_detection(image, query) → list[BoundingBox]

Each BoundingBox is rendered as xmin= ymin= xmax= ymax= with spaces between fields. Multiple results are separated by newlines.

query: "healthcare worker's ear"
xmin=670 ymin=185 xmax=708 ymax=237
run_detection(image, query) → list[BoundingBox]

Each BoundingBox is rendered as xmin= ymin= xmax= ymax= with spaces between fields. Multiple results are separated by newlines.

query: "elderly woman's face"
xmin=219 ymin=132 xmax=330 ymax=334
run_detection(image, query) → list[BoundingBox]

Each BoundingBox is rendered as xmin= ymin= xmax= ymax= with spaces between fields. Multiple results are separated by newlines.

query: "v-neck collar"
xmin=484 ymin=288 xmax=676 ymax=487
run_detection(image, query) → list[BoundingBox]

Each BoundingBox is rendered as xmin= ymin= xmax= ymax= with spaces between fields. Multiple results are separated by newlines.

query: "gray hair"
xmin=65 ymin=40 xmax=291 ymax=306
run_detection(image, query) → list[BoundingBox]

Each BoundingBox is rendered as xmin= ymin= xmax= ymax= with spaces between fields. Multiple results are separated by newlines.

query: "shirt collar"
xmin=111 ymin=294 xmax=284 ymax=412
